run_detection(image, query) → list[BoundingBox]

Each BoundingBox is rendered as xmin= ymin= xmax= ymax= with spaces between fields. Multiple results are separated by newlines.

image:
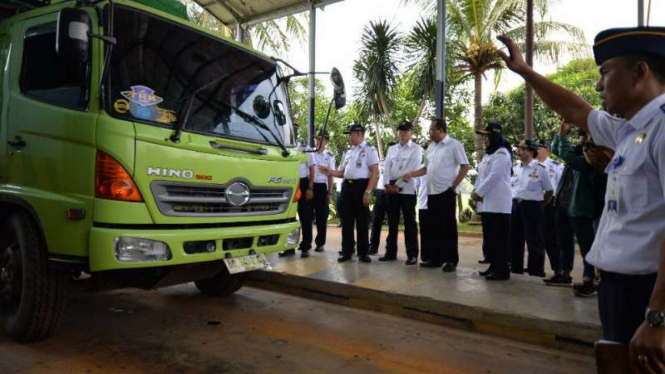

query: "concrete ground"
xmin=0 ymin=285 xmax=595 ymax=374
xmin=248 ymin=226 xmax=601 ymax=351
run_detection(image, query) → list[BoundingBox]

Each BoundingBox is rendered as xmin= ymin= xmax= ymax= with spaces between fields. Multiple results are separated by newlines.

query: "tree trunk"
xmin=473 ymin=71 xmax=484 ymax=164
xmin=377 ymin=90 xmax=396 ymax=136
xmin=412 ymin=98 xmax=427 ymax=129
xmin=373 ymin=112 xmax=385 ymax=160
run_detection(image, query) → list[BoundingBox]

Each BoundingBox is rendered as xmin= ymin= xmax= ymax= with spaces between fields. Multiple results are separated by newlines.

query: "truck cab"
xmin=0 ymin=0 xmax=333 ymax=343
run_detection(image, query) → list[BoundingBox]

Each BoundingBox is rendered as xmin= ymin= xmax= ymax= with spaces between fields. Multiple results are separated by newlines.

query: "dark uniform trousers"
xmin=543 ymin=203 xmax=561 ymax=272
xmin=556 ymin=204 xmax=596 ymax=279
xmin=427 ymin=188 xmax=458 ymax=265
xmin=509 ymin=199 xmax=546 ymax=276
xmin=312 ymin=183 xmax=330 ymax=247
xmin=341 ymin=179 xmax=370 ymax=257
xmin=385 ymin=192 xmax=419 ymax=259
xmin=369 ymin=189 xmax=387 ymax=254
xmin=599 ymin=271 xmax=657 ymax=343
xmin=481 ymin=213 xmax=511 ymax=274
xmin=297 ymin=177 xmax=313 ymax=252
xmin=418 ymin=209 xmax=434 ymax=262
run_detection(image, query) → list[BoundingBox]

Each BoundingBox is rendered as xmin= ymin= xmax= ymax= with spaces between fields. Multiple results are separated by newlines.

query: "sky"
xmin=279 ymin=0 xmax=665 ymax=105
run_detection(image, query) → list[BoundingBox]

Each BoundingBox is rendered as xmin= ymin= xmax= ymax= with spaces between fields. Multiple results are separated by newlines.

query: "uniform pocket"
xmin=527 ymin=179 xmax=541 ymax=191
xmin=618 ymin=150 xmax=647 ymax=208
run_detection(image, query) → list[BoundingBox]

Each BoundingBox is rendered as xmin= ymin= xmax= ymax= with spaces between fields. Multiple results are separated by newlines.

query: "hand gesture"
xmin=471 ymin=191 xmax=483 ymax=202
xmin=305 ymin=189 xmax=314 ymax=201
xmin=318 ymin=165 xmax=331 ymax=175
xmin=496 ymin=35 xmax=530 ymax=74
xmin=363 ymin=192 xmax=371 ymax=207
xmin=401 ymin=173 xmax=412 ymax=183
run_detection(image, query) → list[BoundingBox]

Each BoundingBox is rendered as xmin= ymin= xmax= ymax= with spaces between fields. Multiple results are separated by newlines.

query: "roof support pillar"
xmin=638 ymin=0 xmax=644 ymax=26
xmin=307 ymin=1 xmax=316 ymax=146
xmin=435 ymin=0 xmax=446 ymax=119
xmin=235 ymin=23 xmax=244 ymax=43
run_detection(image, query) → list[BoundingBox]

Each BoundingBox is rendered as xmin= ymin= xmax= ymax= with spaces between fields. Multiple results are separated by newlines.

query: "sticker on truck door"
xmin=121 ymin=85 xmax=163 ymax=106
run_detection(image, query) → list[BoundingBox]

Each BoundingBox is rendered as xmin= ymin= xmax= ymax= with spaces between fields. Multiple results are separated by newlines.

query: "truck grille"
xmin=151 ymin=181 xmax=292 ymax=217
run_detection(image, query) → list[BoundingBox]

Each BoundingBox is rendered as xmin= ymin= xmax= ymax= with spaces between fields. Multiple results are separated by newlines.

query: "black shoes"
xmin=420 ymin=260 xmax=442 ymax=268
xmin=442 ymin=263 xmax=457 ymax=272
xmin=485 ymin=272 xmax=510 ymax=281
xmin=278 ymin=249 xmax=296 ymax=257
xmin=314 ymin=246 xmax=325 ymax=252
xmin=405 ymin=257 xmax=417 ymax=265
xmin=367 ymin=249 xmax=378 ymax=255
xmin=543 ymin=274 xmax=572 ymax=286
xmin=337 ymin=255 xmax=353 ymax=263
xmin=359 ymin=255 xmax=372 ymax=263
xmin=478 ymin=257 xmax=491 ymax=264
xmin=378 ymin=256 xmax=397 ymax=262
xmin=479 ymin=267 xmax=494 ymax=276
xmin=572 ymin=281 xmax=597 ymax=297
xmin=301 ymin=251 xmax=310 ymax=258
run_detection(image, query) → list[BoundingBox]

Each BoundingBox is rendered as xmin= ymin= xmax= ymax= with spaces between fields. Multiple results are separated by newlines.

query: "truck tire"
xmin=194 ymin=268 xmax=245 ymax=297
xmin=0 ymin=210 xmax=68 ymax=343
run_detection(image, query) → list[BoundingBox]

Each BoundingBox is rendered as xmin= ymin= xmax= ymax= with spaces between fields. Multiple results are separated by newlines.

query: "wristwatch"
xmin=365 ymin=190 xmax=372 ymax=195
xmin=646 ymin=307 xmax=665 ymax=327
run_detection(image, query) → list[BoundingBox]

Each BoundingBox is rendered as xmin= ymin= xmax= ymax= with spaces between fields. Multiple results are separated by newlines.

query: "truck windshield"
xmin=107 ymin=6 xmax=295 ymax=146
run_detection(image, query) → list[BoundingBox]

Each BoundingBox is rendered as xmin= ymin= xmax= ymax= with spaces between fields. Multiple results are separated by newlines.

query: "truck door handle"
xmin=8 ymin=136 xmax=26 ymax=150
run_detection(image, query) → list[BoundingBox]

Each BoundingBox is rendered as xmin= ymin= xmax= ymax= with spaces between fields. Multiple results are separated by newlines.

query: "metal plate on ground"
xmin=224 ymin=253 xmax=272 ymax=274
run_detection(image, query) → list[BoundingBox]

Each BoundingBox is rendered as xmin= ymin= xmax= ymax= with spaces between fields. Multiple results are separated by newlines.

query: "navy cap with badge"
xmin=593 ymin=27 xmax=665 ymax=65
xmin=517 ymin=139 xmax=539 ymax=150
xmin=537 ymin=139 xmax=550 ymax=148
xmin=475 ymin=122 xmax=503 ymax=135
xmin=397 ymin=120 xmax=413 ymax=131
xmin=343 ymin=123 xmax=366 ymax=134
xmin=316 ymin=129 xmax=330 ymax=140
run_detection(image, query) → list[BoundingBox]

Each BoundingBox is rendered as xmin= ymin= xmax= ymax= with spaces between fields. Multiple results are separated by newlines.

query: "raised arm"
xmin=496 ymin=36 xmax=594 ymax=133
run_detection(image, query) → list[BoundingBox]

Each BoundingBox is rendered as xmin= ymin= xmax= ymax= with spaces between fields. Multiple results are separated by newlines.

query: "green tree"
xmin=483 ymin=58 xmax=601 ymax=145
xmin=353 ymin=20 xmax=402 ymax=158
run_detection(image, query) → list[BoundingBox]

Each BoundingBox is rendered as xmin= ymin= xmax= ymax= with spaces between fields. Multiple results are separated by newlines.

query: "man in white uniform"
xmin=498 ymin=29 xmax=665 ymax=368
xmin=537 ymin=139 xmax=563 ymax=275
xmin=310 ymin=130 xmax=335 ymax=255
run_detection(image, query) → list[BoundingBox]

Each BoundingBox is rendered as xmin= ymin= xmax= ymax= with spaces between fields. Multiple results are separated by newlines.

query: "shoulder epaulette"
xmin=538 ymin=163 xmax=546 ymax=168
xmin=496 ymin=149 xmax=508 ymax=155
xmin=661 ymin=103 xmax=665 ymax=115
xmin=551 ymin=160 xmax=560 ymax=165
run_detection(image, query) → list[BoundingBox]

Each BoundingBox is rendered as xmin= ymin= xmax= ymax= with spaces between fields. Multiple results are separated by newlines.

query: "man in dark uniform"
xmin=320 ymin=123 xmax=379 ymax=263
xmin=537 ymin=140 xmax=563 ymax=277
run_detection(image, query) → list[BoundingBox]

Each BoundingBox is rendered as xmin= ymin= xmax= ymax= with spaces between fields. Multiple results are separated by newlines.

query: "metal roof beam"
xmin=236 ymin=0 xmax=343 ymax=27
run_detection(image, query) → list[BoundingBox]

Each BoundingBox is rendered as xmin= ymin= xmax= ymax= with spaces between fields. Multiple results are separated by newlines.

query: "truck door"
xmin=4 ymin=10 xmax=98 ymax=255
xmin=0 ymin=34 xmax=9 ymax=182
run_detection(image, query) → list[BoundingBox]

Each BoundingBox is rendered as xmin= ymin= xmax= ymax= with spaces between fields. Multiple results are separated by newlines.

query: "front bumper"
xmin=89 ymin=221 xmax=299 ymax=272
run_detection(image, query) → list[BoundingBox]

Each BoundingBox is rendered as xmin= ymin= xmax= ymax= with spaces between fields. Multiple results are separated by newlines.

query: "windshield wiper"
xmin=220 ymin=101 xmax=290 ymax=158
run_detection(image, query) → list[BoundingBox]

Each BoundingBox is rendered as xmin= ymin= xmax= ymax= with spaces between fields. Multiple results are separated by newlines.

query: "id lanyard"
xmin=607 ymin=155 xmax=624 ymax=217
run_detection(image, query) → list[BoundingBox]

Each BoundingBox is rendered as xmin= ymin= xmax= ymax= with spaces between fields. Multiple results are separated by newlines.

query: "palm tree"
xmin=404 ymin=17 xmax=437 ymax=127
xmin=353 ymin=20 xmax=402 ymax=158
xmin=403 ymin=0 xmax=587 ymax=162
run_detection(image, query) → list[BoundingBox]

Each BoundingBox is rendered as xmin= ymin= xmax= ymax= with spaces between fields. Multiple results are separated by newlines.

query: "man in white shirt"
xmin=537 ymin=139 xmax=563 ymax=276
xmin=320 ymin=123 xmax=379 ymax=263
xmin=498 ymin=29 xmax=665 ymax=364
xmin=509 ymin=139 xmax=554 ymax=277
xmin=310 ymin=130 xmax=335 ymax=255
xmin=369 ymin=156 xmax=388 ymax=255
xmin=403 ymin=118 xmax=470 ymax=272
xmin=381 ymin=121 xmax=422 ymax=265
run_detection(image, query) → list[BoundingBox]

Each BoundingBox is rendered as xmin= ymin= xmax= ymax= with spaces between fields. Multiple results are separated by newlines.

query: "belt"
xmin=344 ymin=178 xmax=369 ymax=184
xmin=514 ymin=198 xmax=542 ymax=204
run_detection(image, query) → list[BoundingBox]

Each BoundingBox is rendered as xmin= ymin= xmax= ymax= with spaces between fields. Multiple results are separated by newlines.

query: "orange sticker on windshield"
xmin=156 ymin=108 xmax=177 ymax=124
xmin=114 ymin=99 xmax=130 ymax=114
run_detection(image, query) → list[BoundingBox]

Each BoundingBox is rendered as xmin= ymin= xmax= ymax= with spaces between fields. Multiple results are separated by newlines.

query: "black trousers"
xmin=385 ymin=193 xmax=419 ymax=259
xmin=312 ymin=183 xmax=330 ymax=247
xmin=369 ymin=189 xmax=387 ymax=253
xmin=341 ymin=179 xmax=370 ymax=257
xmin=543 ymin=203 xmax=560 ymax=272
xmin=297 ymin=178 xmax=313 ymax=251
xmin=481 ymin=212 xmax=511 ymax=274
xmin=599 ymin=271 xmax=657 ymax=343
xmin=419 ymin=209 xmax=434 ymax=262
xmin=427 ymin=189 xmax=458 ymax=265
xmin=509 ymin=199 xmax=546 ymax=276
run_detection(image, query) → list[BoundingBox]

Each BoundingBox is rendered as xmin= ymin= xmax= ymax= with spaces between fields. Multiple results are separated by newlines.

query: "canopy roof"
xmin=189 ymin=0 xmax=343 ymax=27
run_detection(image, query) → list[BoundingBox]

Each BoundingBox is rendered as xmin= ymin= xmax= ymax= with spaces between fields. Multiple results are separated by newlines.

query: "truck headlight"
xmin=114 ymin=237 xmax=172 ymax=262
xmin=285 ymin=228 xmax=300 ymax=247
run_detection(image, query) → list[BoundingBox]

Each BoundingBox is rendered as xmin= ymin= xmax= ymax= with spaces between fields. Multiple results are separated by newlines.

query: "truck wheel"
xmin=0 ymin=210 xmax=68 ymax=342
xmin=194 ymin=268 xmax=245 ymax=297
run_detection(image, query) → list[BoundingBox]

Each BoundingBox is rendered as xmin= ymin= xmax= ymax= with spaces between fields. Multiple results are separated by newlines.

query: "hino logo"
xmin=148 ymin=167 xmax=194 ymax=179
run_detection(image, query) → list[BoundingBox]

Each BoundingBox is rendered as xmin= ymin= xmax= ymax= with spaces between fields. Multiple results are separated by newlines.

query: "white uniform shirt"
xmin=415 ymin=173 xmax=428 ymax=210
xmin=475 ymin=149 xmax=513 ymax=214
xmin=298 ymin=144 xmax=315 ymax=179
xmin=312 ymin=151 xmax=335 ymax=186
xmin=334 ymin=176 xmax=344 ymax=192
xmin=340 ymin=141 xmax=380 ymax=180
xmin=384 ymin=141 xmax=423 ymax=195
xmin=540 ymin=157 xmax=563 ymax=191
xmin=511 ymin=159 xmax=554 ymax=201
xmin=425 ymin=135 xmax=469 ymax=195
xmin=585 ymin=94 xmax=665 ymax=275
xmin=376 ymin=160 xmax=386 ymax=191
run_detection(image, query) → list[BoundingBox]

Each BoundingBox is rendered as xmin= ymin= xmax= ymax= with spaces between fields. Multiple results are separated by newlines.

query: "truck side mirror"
xmin=56 ymin=8 xmax=91 ymax=62
xmin=330 ymin=67 xmax=346 ymax=110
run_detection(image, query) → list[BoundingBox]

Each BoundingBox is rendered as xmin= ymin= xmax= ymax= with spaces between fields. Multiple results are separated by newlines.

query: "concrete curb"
xmin=247 ymin=270 xmax=600 ymax=356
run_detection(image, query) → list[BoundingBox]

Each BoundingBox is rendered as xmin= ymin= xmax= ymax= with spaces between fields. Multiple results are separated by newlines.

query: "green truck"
xmin=0 ymin=0 xmax=343 ymax=343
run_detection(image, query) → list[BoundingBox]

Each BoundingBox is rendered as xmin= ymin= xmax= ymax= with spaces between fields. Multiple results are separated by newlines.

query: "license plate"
xmin=223 ymin=253 xmax=272 ymax=274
